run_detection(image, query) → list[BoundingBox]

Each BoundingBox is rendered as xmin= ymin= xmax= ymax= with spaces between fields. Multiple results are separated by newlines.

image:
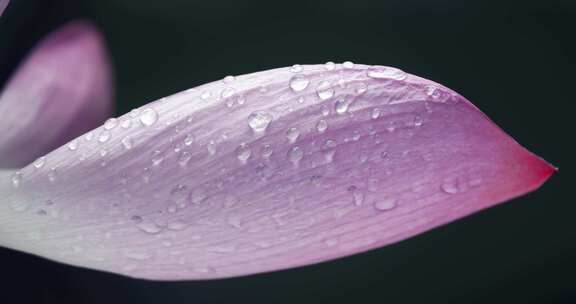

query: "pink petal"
xmin=0 ymin=0 xmax=8 ymax=17
xmin=0 ymin=63 xmax=555 ymax=280
xmin=0 ymin=20 xmax=113 ymax=168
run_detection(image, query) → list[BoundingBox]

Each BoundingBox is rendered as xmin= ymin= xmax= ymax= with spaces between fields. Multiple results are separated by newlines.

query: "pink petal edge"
xmin=0 ymin=0 xmax=8 ymax=18
xmin=0 ymin=63 xmax=555 ymax=280
xmin=0 ymin=20 xmax=113 ymax=168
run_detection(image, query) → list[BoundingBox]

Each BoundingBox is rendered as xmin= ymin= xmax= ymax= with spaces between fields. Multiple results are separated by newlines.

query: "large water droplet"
xmin=366 ymin=66 xmax=407 ymax=80
xmin=33 ymin=157 xmax=46 ymax=169
xmin=316 ymin=119 xmax=328 ymax=133
xmin=248 ymin=111 xmax=273 ymax=133
xmin=104 ymin=118 xmax=118 ymax=130
xmin=140 ymin=108 xmax=159 ymax=126
xmin=289 ymin=74 xmax=310 ymax=92
xmin=317 ymin=81 xmax=334 ymax=100
xmin=288 ymin=146 xmax=304 ymax=165
xmin=235 ymin=143 xmax=252 ymax=164
xmin=286 ymin=127 xmax=300 ymax=143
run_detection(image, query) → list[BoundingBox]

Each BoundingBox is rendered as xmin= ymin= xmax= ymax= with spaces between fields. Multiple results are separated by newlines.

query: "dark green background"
xmin=0 ymin=0 xmax=572 ymax=303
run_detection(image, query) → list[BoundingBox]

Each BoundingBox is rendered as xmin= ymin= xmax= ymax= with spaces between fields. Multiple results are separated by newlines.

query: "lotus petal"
xmin=0 ymin=20 xmax=112 ymax=168
xmin=0 ymin=63 xmax=554 ymax=280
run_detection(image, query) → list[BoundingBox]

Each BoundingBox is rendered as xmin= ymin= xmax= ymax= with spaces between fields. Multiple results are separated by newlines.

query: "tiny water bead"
xmin=248 ymin=111 xmax=273 ymax=133
xmin=200 ymin=91 xmax=212 ymax=100
xmin=98 ymin=130 xmax=111 ymax=143
xmin=67 ymin=139 xmax=79 ymax=151
xmin=325 ymin=61 xmax=336 ymax=70
xmin=288 ymin=146 xmax=304 ymax=164
xmin=235 ymin=143 xmax=252 ymax=164
xmin=33 ymin=157 xmax=46 ymax=169
xmin=316 ymin=119 xmax=328 ymax=133
xmin=11 ymin=171 xmax=22 ymax=188
xmin=221 ymin=87 xmax=236 ymax=99
xmin=223 ymin=75 xmax=236 ymax=84
xmin=261 ymin=144 xmax=273 ymax=158
xmin=290 ymin=64 xmax=303 ymax=73
xmin=289 ymin=74 xmax=310 ymax=92
xmin=335 ymin=99 xmax=349 ymax=114
xmin=121 ymin=136 xmax=133 ymax=150
xmin=184 ymin=134 xmax=194 ymax=146
xmin=120 ymin=119 xmax=132 ymax=129
xmin=140 ymin=108 xmax=159 ymax=126
xmin=104 ymin=118 xmax=118 ymax=130
xmin=371 ymin=108 xmax=382 ymax=119
xmin=343 ymin=61 xmax=355 ymax=69
xmin=366 ymin=66 xmax=407 ymax=81
xmin=286 ymin=127 xmax=300 ymax=143
xmin=317 ymin=81 xmax=334 ymax=100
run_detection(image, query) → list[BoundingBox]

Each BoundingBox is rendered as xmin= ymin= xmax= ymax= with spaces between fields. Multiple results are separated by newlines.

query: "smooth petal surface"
xmin=0 ymin=20 xmax=112 ymax=168
xmin=0 ymin=63 xmax=554 ymax=280
xmin=0 ymin=0 xmax=8 ymax=18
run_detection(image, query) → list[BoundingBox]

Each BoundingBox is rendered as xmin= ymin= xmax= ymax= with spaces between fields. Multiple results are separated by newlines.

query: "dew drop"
xmin=342 ymin=61 xmax=355 ymax=69
xmin=371 ymin=108 xmax=382 ymax=119
xmin=335 ymin=99 xmax=349 ymax=114
xmin=33 ymin=157 xmax=46 ymax=169
xmin=235 ymin=143 xmax=252 ymax=164
xmin=366 ymin=66 xmax=407 ymax=80
xmin=316 ymin=119 xmax=328 ymax=133
xmin=140 ymin=108 xmax=159 ymax=126
xmin=223 ymin=75 xmax=236 ymax=84
xmin=248 ymin=111 xmax=273 ymax=133
xmin=136 ymin=220 xmax=164 ymax=234
xmin=151 ymin=150 xmax=164 ymax=166
xmin=47 ymin=168 xmax=57 ymax=182
xmin=98 ymin=130 xmax=111 ymax=143
xmin=120 ymin=119 xmax=132 ymax=129
xmin=11 ymin=171 xmax=22 ymax=188
xmin=167 ymin=220 xmax=189 ymax=231
xmin=207 ymin=141 xmax=217 ymax=155
xmin=374 ymin=198 xmax=397 ymax=211
xmin=286 ymin=127 xmax=300 ymax=143
xmin=67 ymin=140 xmax=79 ymax=151
xmin=325 ymin=61 xmax=336 ymax=70
xmin=85 ymin=132 xmax=94 ymax=141
xmin=290 ymin=64 xmax=303 ymax=73
xmin=288 ymin=146 xmax=304 ymax=164
xmin=178 ymin=151 xmax=192 ymax=168
xmin=354 ymin=82 xmax=368 ymax=94
xmin=104 ymin=118 xmax=118 ymax=130
xmin=121 ymin=136 xmax=133 ymax=150
xmin=289 ymin=74 xmax=310 ymax=92
xmin=184 ymin=134 xmax=194 ymax=146
xmin=317 ymin=81 xmax=334 ymax=100
xmin=261 ymin=144 xmax=273 ymax=159
xmin=200 ymin=91 xmax=212 ymax=100
xmin=321 ymin=105 xmax=330 ymax=116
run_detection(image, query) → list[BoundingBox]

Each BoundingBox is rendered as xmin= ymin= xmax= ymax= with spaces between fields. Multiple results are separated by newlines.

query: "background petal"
xmin=0 ymin=0 xmax=7 ymax=18
xmin=0 ymin=20 xmax=113 ymax=168
xmin=0 ymin=64 xmax=554 ymax=280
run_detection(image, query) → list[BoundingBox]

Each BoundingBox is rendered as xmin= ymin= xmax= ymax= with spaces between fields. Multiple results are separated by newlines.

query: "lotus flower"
xmin=0 ymin=5 xmax=555 ymax=280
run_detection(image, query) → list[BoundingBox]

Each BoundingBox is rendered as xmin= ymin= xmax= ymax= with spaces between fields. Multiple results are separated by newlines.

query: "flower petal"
xmin=0 ymin=20 xmax=113 ymax=168
xmin=0 ymin=63 xmax=554 ymax=280
xmin=0 ymin=0 xmax=8 ymax=18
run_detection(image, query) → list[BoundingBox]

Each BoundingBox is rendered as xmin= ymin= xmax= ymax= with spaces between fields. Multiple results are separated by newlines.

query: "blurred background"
xmin=0 ymin=0 xmax=572 ymax=303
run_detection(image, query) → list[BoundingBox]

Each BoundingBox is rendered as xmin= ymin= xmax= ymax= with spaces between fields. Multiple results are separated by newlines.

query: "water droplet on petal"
xmin=223 ymin=75 xmax=235 ymax=84
xmin=354 ymin=82 xmax=368 ymax=94
xmin=98 ymin=130 xmax=111 ymax=143
xmin=371 ymin=108 xmax=381 ymax=119
xmin=200 ymin=91 xmax=212 ymax=100
xmin=289 ymin=74 xmax=310 ymax=92
xmin=140 ymin=108 xmax=159 ymax=126
xmin=184 ymin=134 xmax=194 ymax=146
xmin=366 ymin=66 xmax=407 ymax=80
xmin=248 ymin=111 xmax=273 ymax=133
xmin=207 ymin=141 xmax=216 ymax=155
xmin=104 ymin=118 xmax=118 ymax=130
xmin=286 ymin=127 xmax=300 ymax=143
xmin=343 ymin=61 xmax=355 ymax=69
xmin=288 ymin=146 xmax=304 ymax=165
xmin=235 ymin=143 xmax=252 ymax=164
xmin=47 ymin=168 xmax=57 ymax=182
xmin=136 ymin=219 xmax=164 ymax=234
xmin=325 ymin=61 xmax=336 ymax=70
xmin=316 ymin=119 xmax=328 ymax=133
xmin=122 ymin=136 xmax=133 ymax=150
xmin=335 ymin=99 xmax=349 ymax=114
xmin=33 ymin=157 xmax=46 ymax=169
xmin=67 ymin=140 xmax=79 ymax=151
xmin=11 ymin=171 xmax=22 ymax=188
xmin=120 ymin=119 xmax=132 ymax=129
xmin=290 ymin=64 xmax=303 ymax=73
xmin=178 ymin=151 xmax=192 ymax=168
xmin=317 ymin=81 xmax=334 ymax=100
xmin=374 ymin=198 xmax=397 ymax=211
xmin=261 ymin=144 xmax=273 ymax=159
